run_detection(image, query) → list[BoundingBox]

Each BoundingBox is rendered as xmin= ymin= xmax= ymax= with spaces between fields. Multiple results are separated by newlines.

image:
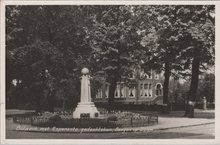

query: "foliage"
xmin=88 ymin=6 xmax=145 ymax=103
xmin=6 ymin=6 xmax=94 ymax=111
xmin=135 ymin=6 xmax=215 ymax=115
xmin=177 ymin=5 xmax=215 ymax=116
xmin=107 ymin=115 xmax=118 ymax=121
xmin=6 ymin=5 xmax=215 ymax=114
xmin=16 ymin=111 xmax=157 ymax=128
xmin=197 ymin=73 xmax=215 ymax=102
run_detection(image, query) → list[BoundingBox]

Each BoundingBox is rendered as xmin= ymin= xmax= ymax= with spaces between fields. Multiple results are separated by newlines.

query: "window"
xmin=143 ymin=73 xmax=150 ymax=79
xmin=156 ymin=84 xmax=162 ymax=96
xmin=105 ymin=84 xmax=109 ymax=98
xmin=114 ymin=84 xmax=120 ymax=98
xmin=129 ymin=86 xmax=136 ymax=98
xmin=120 ymin=84 xmax=125 ymax=98
xmin=144 ymin=84 xmax=148 ymax=97
xmin=140 ymin=84 xmax=144 ymax=97
xmin=149 ymin=84 xmax=152 ymax=97
xmin=149 ymin=69 xmax=153 ymax=79
xmin=142 ymin=70 xmax=153 ymax=79
xmin=149 ymin=84 xmax=152 ymax=89
xmin=114 ymin=83 xmax=125 ymax=98
xmin=155 ymin=73 xmax=160 ymax=80
xmin=96 ymin=89 xmax=102 ymax=98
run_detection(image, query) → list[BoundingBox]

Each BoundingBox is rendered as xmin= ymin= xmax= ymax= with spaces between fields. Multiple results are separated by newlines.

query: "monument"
xmin=73 ymin=68 xmax=99 ymax=118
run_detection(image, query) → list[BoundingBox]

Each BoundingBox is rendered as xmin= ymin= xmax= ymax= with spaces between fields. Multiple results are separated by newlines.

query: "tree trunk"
xmin=174 ymin=79 xmax=180 ymax=110
xmin=163 ymin=62 xmax=171 ymax=105
xmin=108 ymin=77 xmax=117 ymax=107
xmin=107 ymin=69 xmax=119 ymax=110
xmin=35 ymin=86 xmax=42 ymax=113
xmin=62 ymin=99 xmax=66 ymax=111
xmin=47 ymin=91 xmax=55 ymax=112
xmin=185 ymin=46 xmax=201 ymax=117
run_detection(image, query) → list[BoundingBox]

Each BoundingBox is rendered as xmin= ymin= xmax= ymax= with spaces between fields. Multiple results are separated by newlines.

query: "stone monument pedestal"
xmin=73 ymin=68 xmax=99 ymax=119
xmin=73 ymin=102 xmax=99 ymax=118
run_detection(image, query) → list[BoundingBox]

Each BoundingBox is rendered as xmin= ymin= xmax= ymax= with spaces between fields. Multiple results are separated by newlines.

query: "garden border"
xmin=13 ymin=113 xmax=158 ymax=128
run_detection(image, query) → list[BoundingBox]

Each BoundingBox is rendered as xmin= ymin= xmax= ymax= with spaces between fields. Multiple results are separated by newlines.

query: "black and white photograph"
xmin=0 ymin=1 xmax=219 ymax=143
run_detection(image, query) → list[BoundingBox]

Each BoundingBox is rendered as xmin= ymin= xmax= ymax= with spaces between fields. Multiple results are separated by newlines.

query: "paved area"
xmin=136 ymin=117 xmax=214 ymax=131
xmin=134 ymin=109 xmax=215 ymax=131
xmin=158 ymin=109 xmax=215 ymax=118
xmin=6 ymin=123 xmax=214 ymax=139
xmin=6 ymin=109 xmax=35 ymax=116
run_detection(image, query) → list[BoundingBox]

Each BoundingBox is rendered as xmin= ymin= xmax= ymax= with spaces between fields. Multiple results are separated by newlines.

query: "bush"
xmin=49 ymin=114 xmax=61 ymax=122
xmin=15 ymin=111 xmax=158 ymax=128
xmin=31 ymin=112 xmax=118 ymax=128
xmin=95 ymin=102 xmax=168 ymax=111
xmin=107 ymin=115 xmax=118 ymax=121
xmin=32 ymin=112 xmax=62 ymax=127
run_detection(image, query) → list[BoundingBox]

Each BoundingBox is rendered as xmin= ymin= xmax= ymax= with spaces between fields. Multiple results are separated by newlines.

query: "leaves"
xmin=6 ymin=5 xmax=215 ymax=109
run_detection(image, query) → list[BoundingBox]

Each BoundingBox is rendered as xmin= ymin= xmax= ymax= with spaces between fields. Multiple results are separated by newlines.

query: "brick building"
xmin=94 ymin=69 xmax=164 ymax=105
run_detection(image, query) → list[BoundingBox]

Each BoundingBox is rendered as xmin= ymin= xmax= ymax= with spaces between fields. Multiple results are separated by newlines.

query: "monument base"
xmin=73 ymin=102 xmax=99 ymax=118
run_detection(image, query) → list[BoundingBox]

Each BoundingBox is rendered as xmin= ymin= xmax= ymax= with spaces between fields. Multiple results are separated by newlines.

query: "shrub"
xmin=107 ymin=115 xmax=118 ymax=121
xmin=49 ymin=114 xmax=61 ymax=122
xmin=15 ymin=111 xmax=158 ymax=128
xmin=31 ymin=112 xmax=61 ymax=127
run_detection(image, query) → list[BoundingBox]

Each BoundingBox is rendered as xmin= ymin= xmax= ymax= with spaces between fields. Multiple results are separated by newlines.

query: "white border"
xmin=1 ymin=0 xmax=220 ymax=144
xmin=0 ymin=1 xmax=6 ymax=144
xmin=1 ymin=0 xmax=220 ymax=5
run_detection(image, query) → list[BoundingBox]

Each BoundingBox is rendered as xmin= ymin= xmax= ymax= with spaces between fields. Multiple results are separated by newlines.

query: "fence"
xmin=13 ymin=113 xmax=158 ymax=128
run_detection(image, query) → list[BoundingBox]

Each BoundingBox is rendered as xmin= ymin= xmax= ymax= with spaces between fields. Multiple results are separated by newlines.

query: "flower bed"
xmin=13 ymin=111 xmax=158 ymax=129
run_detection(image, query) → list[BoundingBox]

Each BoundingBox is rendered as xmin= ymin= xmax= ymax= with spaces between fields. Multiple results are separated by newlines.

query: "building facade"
xmin=94 ymin=69 xmax=164 ymax=105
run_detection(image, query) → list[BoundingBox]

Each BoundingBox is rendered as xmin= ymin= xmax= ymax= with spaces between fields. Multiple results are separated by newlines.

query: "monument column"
xmin=73 ymin=68 xmax=99 ymax=118
xmin=80 ymin=74 xmax=90 ymax=102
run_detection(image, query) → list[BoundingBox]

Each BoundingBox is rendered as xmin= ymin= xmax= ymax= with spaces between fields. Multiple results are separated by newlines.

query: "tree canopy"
xmin=6 ymin=5 xmax=215 ymax=114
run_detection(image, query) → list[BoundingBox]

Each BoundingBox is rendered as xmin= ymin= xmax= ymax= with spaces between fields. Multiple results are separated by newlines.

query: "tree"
xmin=89 ymin=6 xmax=143 ymax=105
xmin=6 ymin=5 xmax=214 ymax=114
xmin=176 ymin=6 xmax=215 ymax=117
xmin=6 ymin=6 xmax=95 ymax=111
xmin=197 ymin=73 xmax=215 ymax=103
xmin=138 ymin=6 xmax=214 ymax=116
xmin=139 ymin=6 xmax=189 ymax=106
